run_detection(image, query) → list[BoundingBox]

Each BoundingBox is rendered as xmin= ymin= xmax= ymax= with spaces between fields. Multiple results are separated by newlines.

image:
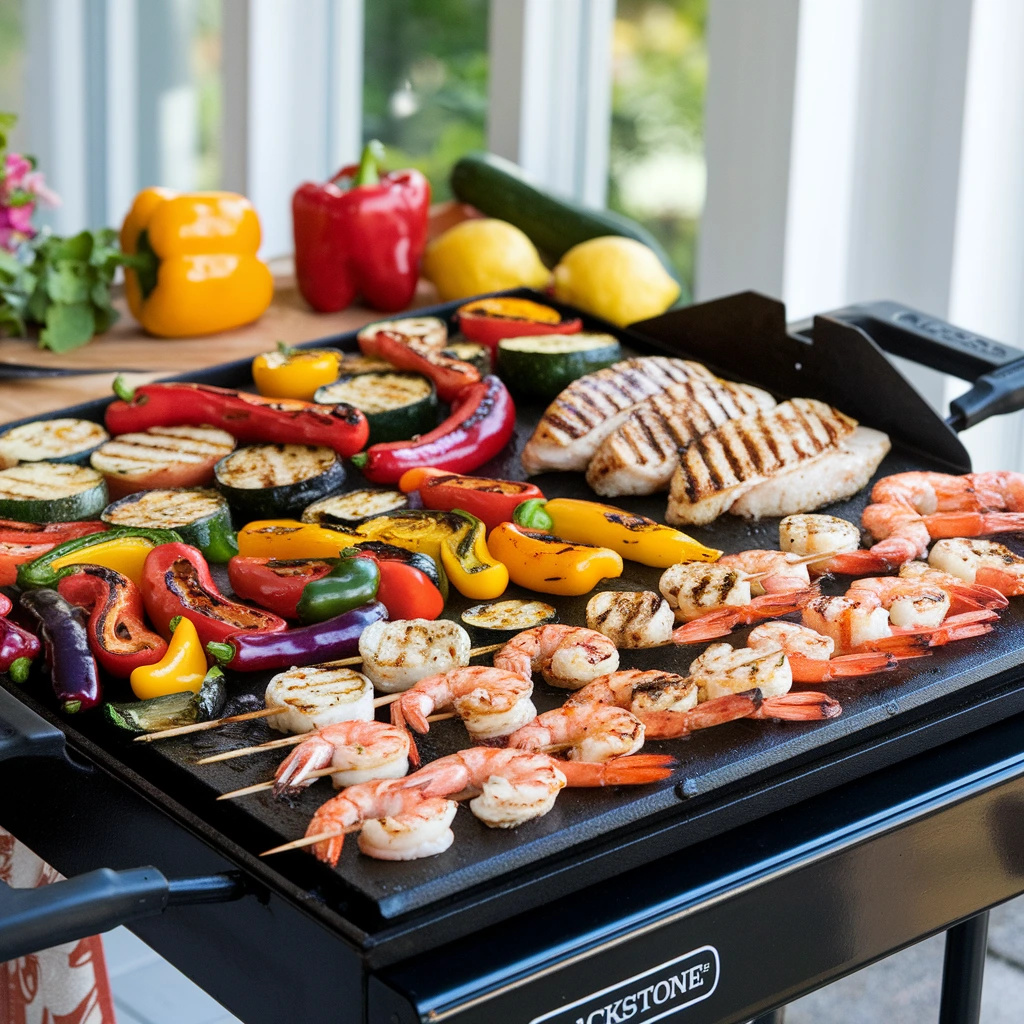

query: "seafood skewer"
xmin=493 ymin=624 xmax=619 ymax=689
xmin=508 ymin=705 xmax=646 ymax=762
xmin=358 ymin=619 xmax=471 ymax=693
xmin=928 ymin=538 xmax=1024 ymax=597
xmin=746 ymin=621 xmax=902 ymax=682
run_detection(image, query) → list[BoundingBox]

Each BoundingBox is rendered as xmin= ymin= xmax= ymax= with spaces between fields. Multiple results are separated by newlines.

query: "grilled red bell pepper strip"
xmin=142 ymin=542 xmax=288 ymax=644
xmin=398 ymin=467 xmax=544 ymax=533
xmin=349 ymin=542 xmax=446 ymax=620
xmin=20 ymin=589 xmax=101 ymax=713
xmin=227 ymin=557 xmax=335 ymax=619
xmin=106 ymin=379 xmax=369 ymax=457
xmin=292 ymin=140 xmax=430 ymax=314
xmin=0 ymin=520 xmax=107 ymax=545
xmin=57 ymin=566 xmax=168 ymax=678
xmin=351 ymin=375 xmax=515 ymax=485
xmin=206 ymin=600 xmax=388 ymax=672
xmin=0 ymin=593 xmax=41 ymax=683
xmin=455 ymin=297 xmax=582 ymax=353
xmin=358 ymin=327 xmax=479 ymax=403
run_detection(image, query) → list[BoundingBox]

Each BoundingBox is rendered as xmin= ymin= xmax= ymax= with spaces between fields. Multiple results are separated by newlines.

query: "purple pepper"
xmin=20 ymin=589 xmax=102 ymax=713
xmin=206 ymin=600 xmax=388 ymax=672
xmin=0 ymin=615 xmax=41 ymax=684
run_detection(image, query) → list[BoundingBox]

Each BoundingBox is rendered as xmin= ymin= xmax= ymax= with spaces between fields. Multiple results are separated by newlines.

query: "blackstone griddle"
xmin=2 ymin=290 xmax=1024 ymax=1024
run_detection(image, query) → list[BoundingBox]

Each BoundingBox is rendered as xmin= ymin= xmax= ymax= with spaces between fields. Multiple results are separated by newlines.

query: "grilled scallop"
xmin=520 ymin=356 xmax=718 ymax=475
xmin=666 ymin=399 xmax=859 ymax=526
xmin=585 ymin=591 xmax=674 ymax=648
xmin=358 ymin=618 xmax=472 ymax=694
xmin=265 ymin=667 xmax=375 ymax=734
xmin=779 ymin=513 xmax=862 ymax=558
xmin=659 ymin=563 xmax=752 ymax=623
xmin=586 ymin=380 xmax=777 ymax=496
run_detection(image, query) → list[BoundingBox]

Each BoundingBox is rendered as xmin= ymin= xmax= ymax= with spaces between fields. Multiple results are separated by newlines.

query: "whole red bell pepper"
xmin=142 ymin=542 xmax=288 ymax=645
xmin=350 ymin=375 xmax=516 ymax=485
xmin=358 ymin=327 xmax=479 ymax=403
xmin=106 ymin=380 xmax=369 ymax=457
xmin=57 ymin=566 xmax=167 ymax=678
xmin=398 ymin=467 xmax=544 ymax=533
xmin=292 ymin=140 xmax=430 ymax=314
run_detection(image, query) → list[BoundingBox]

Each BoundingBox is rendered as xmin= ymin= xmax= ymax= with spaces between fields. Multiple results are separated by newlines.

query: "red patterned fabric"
xmin=0 ymin=829 xmax=116 ymax=1024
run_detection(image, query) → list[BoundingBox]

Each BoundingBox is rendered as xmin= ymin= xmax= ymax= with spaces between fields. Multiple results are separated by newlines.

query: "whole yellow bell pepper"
xmin=514 ymin=498 xmax=720 ymax=568
xmin=488 ymin=522 xmax=623 ymax=596
xmin=130 ymin=616 xmax=208 ymax=700
xmin=121 ymin=187 xmax=274 ymax=337
xmin=252 ymin=342 xmax=343 ymax=401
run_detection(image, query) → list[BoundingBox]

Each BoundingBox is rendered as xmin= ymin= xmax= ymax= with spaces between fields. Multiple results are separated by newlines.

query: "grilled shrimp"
xmin=358 ymin=618 xmax=471 ymax=693
xmin=566 ymin=669 xmax=699 ymax=715
xmin=273 ymin=721 xmax=411 ymax=796
xmin=306 ymin=778 xmax=458 ymax=866
xmin=494 ymin=624 xmax=619 ymax=689
xmin=390 ymin=665 xmax=536 ymax=741
xmin=847 ymin=577 xmax=950 ymax=628
xmin=899 ymin=559 xmax=1009 ymax=612
xmin=508 ymin=704 xmax=645 ymax=762
xmin=687 ymin=642 xmax=793 ymax=700
xmin=265 ymin=667 xmax=374 ymax=734
xmin=659 ymin=563 xmax=751 ymax=622
xmin=747 ymin=621 xmax=898 ymax=683
xmin=585 ymin=591 xmax=674 ymax=648
xmin=717 ymin=549 xmax=811 ymax=594
xmin=928 ymin=538 xmax=1024 ymax=596
xmin=778 ymin=513 xmax=888 ymax=575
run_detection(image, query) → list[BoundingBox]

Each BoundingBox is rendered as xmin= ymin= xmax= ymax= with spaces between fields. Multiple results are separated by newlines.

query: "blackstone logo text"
xmin=530 ymin=946 xmax=720 ymax=1024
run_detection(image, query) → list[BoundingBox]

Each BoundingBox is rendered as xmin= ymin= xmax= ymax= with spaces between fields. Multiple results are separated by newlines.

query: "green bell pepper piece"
xmin=295 ymin=555 xmax=380 ymax=624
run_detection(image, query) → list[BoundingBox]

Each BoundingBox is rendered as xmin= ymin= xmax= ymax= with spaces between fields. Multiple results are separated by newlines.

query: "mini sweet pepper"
xmin=252 ymin=342 xmax=343 ymax=401
xmin=292 ymin=140 xmax=430 ymax=313
xmin=130 ymin=616 xmax=208 ymax=700
xmin=399 ymin=467 xmax=544 ymax=533
xmin=121 ymin=187 xmax=274 ymax=337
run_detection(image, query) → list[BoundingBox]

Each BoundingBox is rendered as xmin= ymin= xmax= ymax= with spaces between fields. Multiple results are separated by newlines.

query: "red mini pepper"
xmin=398 ymin=467 xmax=544 ymax=533
xmin=106 ymin=380 xmax=369 ymax=458
xmin=351 ymin=375 xmax=516 ymax=485
xmin=0 ymin=521 xmax=108 ymax=586
xmin=456 ymin=297 xmax=583 ymax=354
xmin=358 ymin=327 xmax=479 ymax=403
xmin=57 ymin=566 xmax=167 ymax=678
xmin=142 ymin=542 xmax=288 ymax=646
xmin=292 ymin=140 xmax=430 ymax=314
xmin=0 ymin=592 xmax=39 ymax=684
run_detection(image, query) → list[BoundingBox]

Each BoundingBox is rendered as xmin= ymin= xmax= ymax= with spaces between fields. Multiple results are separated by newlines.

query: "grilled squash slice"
xmin=315 ymin=371 xmax=438 ymax=445
xmin=0 ymin=463 xmax=108 ymax=522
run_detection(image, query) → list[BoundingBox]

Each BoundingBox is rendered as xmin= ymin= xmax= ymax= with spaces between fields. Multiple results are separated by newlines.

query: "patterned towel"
xmin=0 ymin=828 xmax=116 ymax=1024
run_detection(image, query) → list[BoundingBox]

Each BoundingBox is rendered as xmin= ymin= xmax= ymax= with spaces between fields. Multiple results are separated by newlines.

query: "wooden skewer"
xmin=742 ymin=548 xmax=847 ymax=582
xmin=134 ymin=706 xmax=287 ymax=743
xmin=325 ymin=640 xmax=504 ymax=669
xmin=218 ymin=765 xmax=339 ymax=800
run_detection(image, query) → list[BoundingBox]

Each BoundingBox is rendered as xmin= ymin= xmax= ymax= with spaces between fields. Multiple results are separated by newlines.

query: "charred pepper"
xmin=455 ymin=297 xmax=582 ymax=353
xmin=358 ymin=325 xmax=479 ymax=402
xmin=399 ymin=467 xmax=544 ymax=533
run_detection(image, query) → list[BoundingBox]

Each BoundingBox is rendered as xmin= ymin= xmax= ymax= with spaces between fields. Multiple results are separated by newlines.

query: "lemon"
xmin=423 ymin=219 xmax=550 ymax=301
xmin=552 ymin=237 xmax=680 ymax=327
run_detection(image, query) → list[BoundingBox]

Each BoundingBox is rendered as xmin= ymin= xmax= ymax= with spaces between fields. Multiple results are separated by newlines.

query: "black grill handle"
xmin=0 ymin=685 xmax=66 ymax=764
xmin=824 ymin=300 xmax=1024 ymax=431
xmin=0 ymin=869 xmax=246 ymax=962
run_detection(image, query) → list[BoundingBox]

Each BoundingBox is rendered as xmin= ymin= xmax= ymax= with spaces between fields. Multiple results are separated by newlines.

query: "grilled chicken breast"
xmin=520 ymin=356 xmax=717 ymax=474
xmin=586 ymin=379 xmax=777 ymax=496
xmin=730 ymin=426 xmax=891 ymax=520
xmin=666 ymin=399 xmax=858 ymax=526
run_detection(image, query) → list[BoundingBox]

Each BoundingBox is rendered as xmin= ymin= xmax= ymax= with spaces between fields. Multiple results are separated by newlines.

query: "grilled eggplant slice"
xmin=498 ymin=333 xmax=622 ymax=402
xmin=302 ymin=489 xmax=408 ymax=525
xmin=461 ymin=599 xmax=558 ymax=633
xmin=102 ymin=489 xmax=238 ymax=563
xmin=0 ymin=418 xmax=109 ymax=467
xmin=315 ymin=371 xmax=437 ymax=445
xmin=91 ymin=425 xmax=236 ymax=499
xmin=0 ymin=463 xmax=108 ymax=523
xmin=214 ymin=444 xmax=344 ymax=522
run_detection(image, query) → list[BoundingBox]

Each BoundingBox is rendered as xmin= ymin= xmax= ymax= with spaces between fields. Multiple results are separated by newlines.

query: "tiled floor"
xmin=103 ymin=897 xmax=1024 ymax=1023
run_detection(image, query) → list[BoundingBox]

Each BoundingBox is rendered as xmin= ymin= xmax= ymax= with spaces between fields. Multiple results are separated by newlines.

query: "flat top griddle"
xmin=4 ymin=291 xmax=1023 ymax=924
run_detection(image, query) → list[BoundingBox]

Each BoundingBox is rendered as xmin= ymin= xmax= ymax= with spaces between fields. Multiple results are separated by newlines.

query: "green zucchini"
xmin=0 ymin=418 xmax=109 ymax=466
xmin=314 ymin=371 xmax=438 ymax=445
xmin=214 ymin=444 xmax=345 ymax=522
xmin=497 ymin=333 xmax=622 ymax=401
xmin=356 ymin=316 xmax=448 ymax=351
xmin=338 ymin=353 xmax=393 ymax=376
xmin=450 ymin=152 xmax=686 ymax=293
xmin=462 ymin=599 xmax=558 ymax=632
xmin=0 ymin=463 xmax=108 ymax=523
xmin=442 ymin=340 xmax=491 ymax=375
xmin=302 ymin=489 xmax=408 ymax=525
xmin=103 ymin=667 xmax=227 ymax=734
xmin=102 ymin=489 xmax=238 ymax=563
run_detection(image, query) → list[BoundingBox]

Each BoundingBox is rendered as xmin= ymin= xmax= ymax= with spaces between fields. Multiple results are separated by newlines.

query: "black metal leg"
xmin=938 ymin=911 xmax=989 ymax=1024
xmin=750 ymin=1011 xmax=785 ymax=1024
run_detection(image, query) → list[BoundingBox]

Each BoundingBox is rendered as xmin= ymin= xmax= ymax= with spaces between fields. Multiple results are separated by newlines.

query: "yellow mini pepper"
xmin=252 ymin=342 xmax=343 ymax=401
xmin=130 ymin=616 xmax=208 ymax=700
xmin=238 ymin=509 xmax=509 ymax=600
xmin=121 ymin=187 xmax=274 ymax=337
xmin=513 ymin=498 xmax=721 ymax=568
xmin=49 ymin=535 xmax=164 ymax=588
xmin=488 ymin=522 xmax=623 ymax=596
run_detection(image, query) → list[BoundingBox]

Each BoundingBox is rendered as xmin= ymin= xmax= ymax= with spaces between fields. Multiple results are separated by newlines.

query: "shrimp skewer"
xmin=494 ymin=624 xmax=619 ymax=689
xmin=928 ymin=538 xmax=1024 ymax=597
xmin=898 ymin=560 xmax=1009 ymax=613
xmin=508 ymin=704 xmax=646 ymax=762
xmin=566 ymin=669 xmax=699 ymax=715
xmin=747 ymin=621 xmax=901 ymax=683
xmin=717 ymin=549 xmax=811 ymax=594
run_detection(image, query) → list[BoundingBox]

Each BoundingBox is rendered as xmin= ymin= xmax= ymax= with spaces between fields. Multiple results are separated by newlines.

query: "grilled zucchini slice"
xmin=497 ymin=333 xmax=622 ymax=401
xmin=315 ymin=371 xmax=438 ymax=445
xmin=302 ymin=489 xmax=408 ymax=525
xmin=91 ymin=425 xmax=236 ymax=499
xmin=103 ymin=668 xmax=227 ymax=734
xmin=214 ymin=444 xmax=345 ymax=522
xmin=102 ymin=489 xmax=238 ymax=563
xmin=442 ymin=340 xmax=491 ymax=375
xmin=0 ymin=418 xmax=109 ymax=466
xmin=0 ymin=463 xmax=108 ymax=523
xmin=357 ymin=316 xmax=447 ymax=351
xmin=462 ymin=599 xmax=558 ymax=633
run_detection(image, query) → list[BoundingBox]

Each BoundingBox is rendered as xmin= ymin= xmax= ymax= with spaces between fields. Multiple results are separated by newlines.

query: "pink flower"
xmin=0 ymin=150 xmax=60 ymax=251
xmin=3 ymin=153 xmax=31 ymax=188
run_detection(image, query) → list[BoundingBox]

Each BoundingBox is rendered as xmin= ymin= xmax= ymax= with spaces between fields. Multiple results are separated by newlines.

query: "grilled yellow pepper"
xmin=130 ymin=616 xmax=208 ymax=700
xmin=238 ymin=510 xmax=508 ymax=600
xmin=514 ymin=498 xmax=720 ymax=568
xmin=48 ymin=536 xmax=163 ymax=588
xmin=252 ymin=342 xmax=342 ymax=401
xmin=121 ymin=187 xmax=274 ymax=337
xmin=488 ymin=522 xmax=623 ymax=596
